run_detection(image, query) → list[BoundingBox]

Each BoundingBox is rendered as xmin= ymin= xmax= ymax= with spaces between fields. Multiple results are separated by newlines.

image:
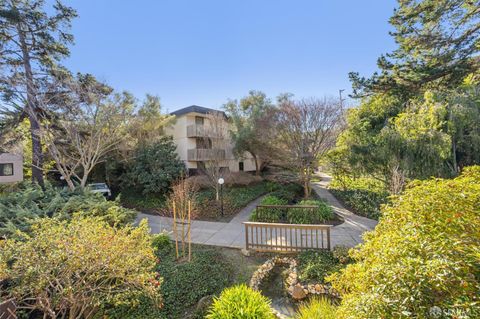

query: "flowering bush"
xmin=329 ymin=166 xmax=480 ymax=318
xmin=0 ymin=216 xmax=161 ymax=318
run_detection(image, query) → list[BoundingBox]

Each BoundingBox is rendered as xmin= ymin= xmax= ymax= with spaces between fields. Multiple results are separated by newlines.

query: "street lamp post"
xmin=218 ymin=177 xmax=225 ymax=217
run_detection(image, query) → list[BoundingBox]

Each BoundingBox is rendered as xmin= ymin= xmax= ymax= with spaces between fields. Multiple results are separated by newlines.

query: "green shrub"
xmin=329 ymin=166 xmax=480 ymax=318
xmin=0 ymin=183 xmax=136 ymax=238
xmin=151 ymin=232 xmax=173 ymax=254
xmin=287 ymin=199 xmax=334 ymax=224
xmin=249 ymin=195 xmax=288 ymax=222
xmin=120 ymin=190 xmax=167 ymax=211
xmin=206 ymin=284 xmax=275 ymax=319
xmin=270 ymin=182 xmax=304 ymax=203
xmin=297 ymin=250 xmax=347 ymax=284
xmin=329 ymin=177 xmax=388 ymax=220
xmin=122 ymin=136 xmax=185 ymax=195
xmin=0 ymin=217 xmax=161 ymax=319
xmin=295 ymin=297 xmax=337 ymax=319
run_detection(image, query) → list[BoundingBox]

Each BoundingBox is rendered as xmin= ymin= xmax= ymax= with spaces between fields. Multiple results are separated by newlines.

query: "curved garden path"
xmin=137 ymin=174 xmax=378 ymax=249
xmin=311 ymin=172 xmax=378 ymax=247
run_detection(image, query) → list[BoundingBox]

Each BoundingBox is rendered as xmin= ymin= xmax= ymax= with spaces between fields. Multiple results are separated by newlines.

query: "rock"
xmin=292 ymin=285 xmax=307 ymax=300
xmin=315 ymin=284 xmax=322 ymax=292
xmin=241 ymin=248 xmax=251 ymax=256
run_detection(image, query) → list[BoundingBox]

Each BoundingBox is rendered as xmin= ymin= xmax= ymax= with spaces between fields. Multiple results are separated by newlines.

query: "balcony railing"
xmin=187 ymin=124 xmax=223 ymax=138
xmin=187 ymin=124 xmax=206 ymax=137
xmin=187 ymin=149 xmax=226 ymax=161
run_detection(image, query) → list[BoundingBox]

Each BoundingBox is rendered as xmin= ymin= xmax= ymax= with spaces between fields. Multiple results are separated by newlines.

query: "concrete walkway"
xmin=137 ymin=174 xmax=378 ymax=249
xmin=137 ymin=195 xmax=264 ymax=248
xmin=311 ymin=172 xmax=378 ymax=247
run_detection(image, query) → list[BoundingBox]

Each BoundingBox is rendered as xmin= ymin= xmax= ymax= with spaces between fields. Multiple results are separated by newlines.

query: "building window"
xmin=195 ymin=116 xmax=204 ymax=125
xmin=239 ymin=162 xmax=244 ymax=171
xmin=0 ymin=163 xmax=14 ymax=176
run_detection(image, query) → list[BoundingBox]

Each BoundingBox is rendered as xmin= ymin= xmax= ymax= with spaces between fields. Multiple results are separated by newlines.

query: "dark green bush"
xmin=120 ymin=190 xmax=167 ymax=211
xmin=287 ymin=199 xmax=334 ymax=224
xmin=151 ymin=233 xmax=173 ymax=254
xmin=206 ymin=284 xmax=275 ymax=319
xmin=122 ymin=136 xmax=185 ymax=195
xmin=0 ymin=183 xmax=136 ymax=238
xmin=329 ymin=177 xmax=388 ymax=220
xmin=270 ymin=182 xmax=304 ymax=203
xmin=298 ymin=247 xmax=352 ymax=284
xmin=249 ymin=195 xmax=288 ymax=222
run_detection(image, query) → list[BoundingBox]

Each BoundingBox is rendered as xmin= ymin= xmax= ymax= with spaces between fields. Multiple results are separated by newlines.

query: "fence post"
xmin=244 ymin=223 xmax=249 ymax=250
xmin=326 ymin=227 xmax=331 ymax=250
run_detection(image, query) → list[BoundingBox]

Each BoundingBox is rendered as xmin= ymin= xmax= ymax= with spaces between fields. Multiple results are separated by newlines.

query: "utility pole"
xmin=339 ymin=89 xmax=346 ymax=110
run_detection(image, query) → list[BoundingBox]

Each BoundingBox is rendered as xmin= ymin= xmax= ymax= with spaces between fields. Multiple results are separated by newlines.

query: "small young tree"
xmin=169 ymin=177 xmax=198 ymax=261
xmin=276 ymin=97 xmax=343 ymax=197
xmin=0 ymin=216 xmax=162 ymax=319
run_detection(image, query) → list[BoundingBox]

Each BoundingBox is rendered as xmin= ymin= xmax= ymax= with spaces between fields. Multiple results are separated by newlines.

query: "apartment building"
xmin=0 ymin=153 xmax=23 ymax=183
xmin=166 ymin=105 xmax=257 ymax=174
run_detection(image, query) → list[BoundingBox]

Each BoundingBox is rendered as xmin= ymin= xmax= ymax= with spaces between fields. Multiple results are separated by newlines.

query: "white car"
xmin=87 ymin=182 xmax=112 ymax=198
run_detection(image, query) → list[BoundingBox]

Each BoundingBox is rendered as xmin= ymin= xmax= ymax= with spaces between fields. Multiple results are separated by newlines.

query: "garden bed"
xmin=105 ymin=243 xmax=269 ymax=319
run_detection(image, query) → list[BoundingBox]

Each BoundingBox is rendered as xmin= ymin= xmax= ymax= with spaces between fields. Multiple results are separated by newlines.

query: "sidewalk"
xmin=136 ymin=195 xmax=264 ymax=248
xmin=137 ymin=175 xmax=378 ymax=249
xmin=311 ymin=172 xmax=378 ymax=247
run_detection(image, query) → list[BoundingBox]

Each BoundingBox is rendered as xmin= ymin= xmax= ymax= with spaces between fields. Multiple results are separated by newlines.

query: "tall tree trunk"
xmin=29 ymin=115 xmax=44 ymax=187
xmin=17 ymin=23 xmax=44 ymax=188
xmin=250 ymin=152 xmax=260 ymax=176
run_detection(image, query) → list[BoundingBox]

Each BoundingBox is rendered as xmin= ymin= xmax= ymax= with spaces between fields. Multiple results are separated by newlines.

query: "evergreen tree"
xmin=0 ymin=0 xmax=77 ymax=187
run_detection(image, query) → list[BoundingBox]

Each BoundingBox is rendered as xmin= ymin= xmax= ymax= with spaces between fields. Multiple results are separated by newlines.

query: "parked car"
xmin=87 ymin=182 xmax=112 ymax=198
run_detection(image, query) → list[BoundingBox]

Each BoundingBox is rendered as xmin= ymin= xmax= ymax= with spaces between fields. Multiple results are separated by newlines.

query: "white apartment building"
xmin=0 ymin=152 xmax=23 ymax=183
xmin=166 ymin=105 xmax=257 ymax=174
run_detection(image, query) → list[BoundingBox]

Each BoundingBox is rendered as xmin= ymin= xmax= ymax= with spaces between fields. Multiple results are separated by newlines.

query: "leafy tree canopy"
xmin=329 ymin=166 xmax=480 ymax=318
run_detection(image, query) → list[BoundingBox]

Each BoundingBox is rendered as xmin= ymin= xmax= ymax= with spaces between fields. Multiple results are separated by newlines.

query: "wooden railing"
xmin=244 ymin=221 xmax=332 ymax=253
xmin=187 ymin=148 xmax=226 ymax=161
xmin=0 ymin=299 xmax=16 ymax=319
xmin=186 ymin=124 xmax=222 ymax=138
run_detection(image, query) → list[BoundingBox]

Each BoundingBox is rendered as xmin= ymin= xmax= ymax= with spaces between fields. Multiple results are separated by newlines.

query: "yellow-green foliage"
xmin=328 ymin=166 xmax=480 ymax=318
xmin=295 ymin=297 xmax=337 ymax=319
xmin=206 ymin=284 xmax=275 ymax=319
xmin=0 ymin=216 xmax=161 ymax=318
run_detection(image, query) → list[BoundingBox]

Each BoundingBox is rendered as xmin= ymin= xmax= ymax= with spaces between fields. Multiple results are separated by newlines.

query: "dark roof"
xmin=170 ymin=105 xmax=226 ymax=117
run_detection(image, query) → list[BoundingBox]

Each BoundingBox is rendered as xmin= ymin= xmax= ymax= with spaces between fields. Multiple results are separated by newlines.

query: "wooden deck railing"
xmin=0 ymin=299 xmax=16 ymax=319
xmin=244 ymin=221 xmax=332 ymax=253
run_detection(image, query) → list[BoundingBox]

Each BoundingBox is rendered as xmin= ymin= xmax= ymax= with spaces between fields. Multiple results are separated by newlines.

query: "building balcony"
xmin=187 ymin=124 xmax=207 ymax=137
xmin=187 ymin=148 xmax=226 ymax=161
xmin=186 ymin=124 xmax=223 ymax=138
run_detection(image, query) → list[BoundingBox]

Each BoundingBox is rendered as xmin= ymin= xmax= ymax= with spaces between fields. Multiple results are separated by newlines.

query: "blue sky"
xmin=64 ymin=0 xmax=398 ymax=112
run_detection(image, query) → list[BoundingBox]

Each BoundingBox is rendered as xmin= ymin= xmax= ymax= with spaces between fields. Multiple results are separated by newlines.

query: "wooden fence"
xmin=0 ymin=299 xmax=16 ymax=319
xmin=244 ymin=221 xmax=332 ymax=253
